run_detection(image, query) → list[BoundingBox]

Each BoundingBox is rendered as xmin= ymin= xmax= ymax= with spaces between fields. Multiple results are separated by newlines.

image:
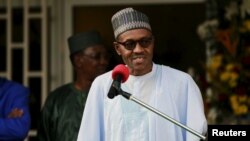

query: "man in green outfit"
xmin=37 ymin=30 xmax=110 ymax=141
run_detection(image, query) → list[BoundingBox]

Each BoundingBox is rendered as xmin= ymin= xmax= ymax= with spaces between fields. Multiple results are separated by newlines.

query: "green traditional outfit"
xmin=38 ymin=30 xmax=104 ymax=141
xmin=37 ymin=83 xmax=88 ymax=141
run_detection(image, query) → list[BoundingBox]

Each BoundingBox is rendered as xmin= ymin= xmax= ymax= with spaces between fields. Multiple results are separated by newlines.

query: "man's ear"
xmin=113 ymin=42 xmax=121 ymax=55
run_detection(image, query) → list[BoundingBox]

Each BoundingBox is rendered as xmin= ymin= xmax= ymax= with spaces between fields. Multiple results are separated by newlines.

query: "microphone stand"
xmin=115 ymin=86 xmax=206 ymax=141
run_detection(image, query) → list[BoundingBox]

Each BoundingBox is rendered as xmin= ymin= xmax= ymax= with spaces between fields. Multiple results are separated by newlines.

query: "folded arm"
xmin=0 ymin=85 xmax=31 ymax=140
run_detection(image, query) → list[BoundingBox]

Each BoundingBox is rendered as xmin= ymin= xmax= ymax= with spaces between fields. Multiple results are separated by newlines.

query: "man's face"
xmin=114 ymin=29 xmax=154 ymax=76
xmin=79 ymin=45 xmax=110 ymax=80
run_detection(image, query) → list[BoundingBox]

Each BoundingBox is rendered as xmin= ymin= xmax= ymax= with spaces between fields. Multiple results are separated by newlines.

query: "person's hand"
xmin=7 ymin=108 xmax=24 ymax=118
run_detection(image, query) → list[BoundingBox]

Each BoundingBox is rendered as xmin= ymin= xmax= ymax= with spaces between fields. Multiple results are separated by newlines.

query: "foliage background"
xmin=197 ymin=0 xmax=250 ymax=124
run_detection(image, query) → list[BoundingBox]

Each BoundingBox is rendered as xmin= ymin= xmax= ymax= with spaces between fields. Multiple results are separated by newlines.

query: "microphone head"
xmin=112 ymin=64 xmax=129 ymax=83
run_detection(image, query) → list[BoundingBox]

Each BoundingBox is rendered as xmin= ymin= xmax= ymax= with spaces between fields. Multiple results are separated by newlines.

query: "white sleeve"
xmin=186 ymin=76 xmax=207 ymax=141
xmin=77 ymin=78 xmax=105 ymax=141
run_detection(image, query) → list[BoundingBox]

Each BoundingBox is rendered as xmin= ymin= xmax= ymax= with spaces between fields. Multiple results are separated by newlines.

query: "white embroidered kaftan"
xmin=77 ymin=63 xmax=207 ymax=141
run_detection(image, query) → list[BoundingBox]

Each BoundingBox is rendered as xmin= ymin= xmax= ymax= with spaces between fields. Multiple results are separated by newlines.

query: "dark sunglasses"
xmin=115 ymin=36 xmax=154 ymax=50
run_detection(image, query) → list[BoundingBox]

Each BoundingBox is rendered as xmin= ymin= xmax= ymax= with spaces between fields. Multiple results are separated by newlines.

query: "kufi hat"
xmin=67 ymin=30 xmax=103 ymax=55
xmin=111 ymin=7 xmax=151 ymax=39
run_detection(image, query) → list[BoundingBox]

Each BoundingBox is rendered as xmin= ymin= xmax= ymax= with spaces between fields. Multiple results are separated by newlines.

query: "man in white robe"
xmin=77 ymin=7 xmax=207 ymax=141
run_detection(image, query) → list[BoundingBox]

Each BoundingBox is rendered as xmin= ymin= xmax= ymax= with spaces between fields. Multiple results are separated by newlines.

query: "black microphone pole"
xmin=115 ymin=86 xmax=206 ymax=141
xmin=108 ymin=75 xmax=123 ymax=99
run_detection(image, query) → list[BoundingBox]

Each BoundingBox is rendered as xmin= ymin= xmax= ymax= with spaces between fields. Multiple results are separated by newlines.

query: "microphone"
xmin=108 ymin=64 xmax=129 ymax=99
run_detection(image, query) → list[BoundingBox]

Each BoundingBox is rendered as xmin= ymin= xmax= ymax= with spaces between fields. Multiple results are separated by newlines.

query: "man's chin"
xmin=132 ymin=62 xmax=145 ymax=68
xmin=131 ymin=65 xmax=145 ymax=72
